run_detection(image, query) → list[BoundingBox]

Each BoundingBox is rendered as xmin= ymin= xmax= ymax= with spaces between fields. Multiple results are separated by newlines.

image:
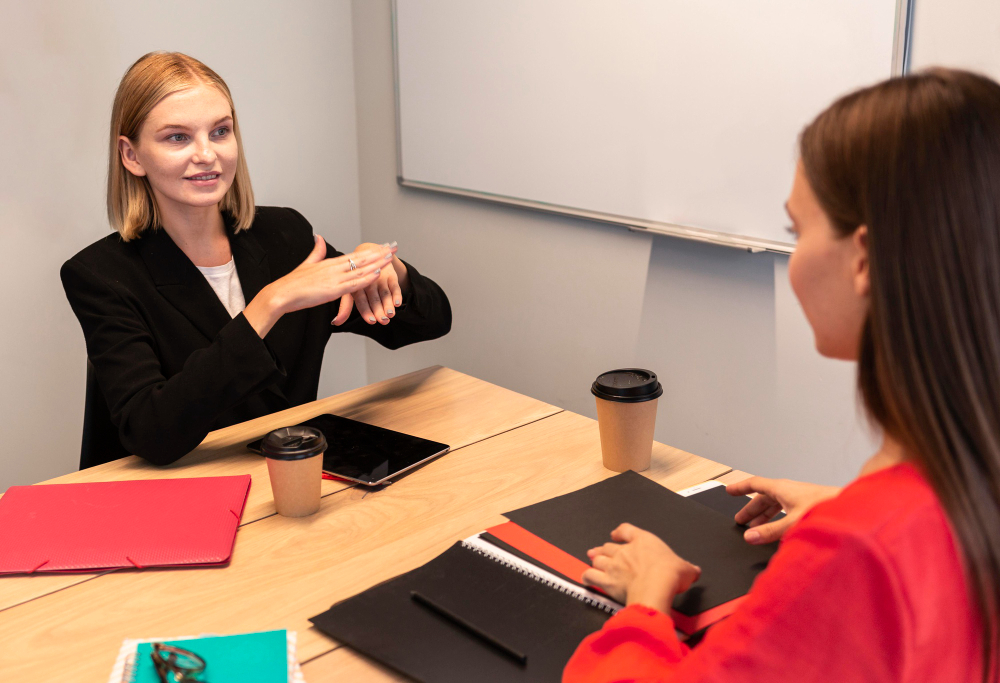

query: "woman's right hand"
xmin=244 ymin=236 xmax=396 ymax=337
xmin=725 ymin=477 xmax=841 ymax=545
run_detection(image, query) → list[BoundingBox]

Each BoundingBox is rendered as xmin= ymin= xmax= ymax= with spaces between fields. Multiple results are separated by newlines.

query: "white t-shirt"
xmin=196 ymin=258 xmax=247 ymax=318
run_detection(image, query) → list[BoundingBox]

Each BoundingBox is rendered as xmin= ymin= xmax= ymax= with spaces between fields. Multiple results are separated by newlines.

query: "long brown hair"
xmin=107 ymin=52 xmax=255 ymax=240
xmin=801 ymin=68 xmax=1000 ymax=680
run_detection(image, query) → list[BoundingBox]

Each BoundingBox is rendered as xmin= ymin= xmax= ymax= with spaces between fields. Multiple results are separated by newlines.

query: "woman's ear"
xmin=118 ymin=136 xmax=146 ymax=177
xmin=853 ymin=225 xmax=870 ymax=297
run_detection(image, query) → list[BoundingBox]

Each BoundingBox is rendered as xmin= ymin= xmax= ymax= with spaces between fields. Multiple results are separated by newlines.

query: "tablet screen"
xmin=248 ymin=414 xmax=450 ymax=485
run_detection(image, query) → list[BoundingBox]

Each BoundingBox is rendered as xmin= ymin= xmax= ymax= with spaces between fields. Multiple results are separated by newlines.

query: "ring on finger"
xmin=348 ymin=257 xmax=357 ymax=271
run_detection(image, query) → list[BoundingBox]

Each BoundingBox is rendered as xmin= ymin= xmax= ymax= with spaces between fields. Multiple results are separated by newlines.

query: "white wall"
xmin=352 ymin=0 xmax=877 ymax=486
xmin=0 ymin=0 xmax=365 ymax=490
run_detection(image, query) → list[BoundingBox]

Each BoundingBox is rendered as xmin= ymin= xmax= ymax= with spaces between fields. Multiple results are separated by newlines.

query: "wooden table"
xmin=0 ymin=366 xmax=732 ymax=682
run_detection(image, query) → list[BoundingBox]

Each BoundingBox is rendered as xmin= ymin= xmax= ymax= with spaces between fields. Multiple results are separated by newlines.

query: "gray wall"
xmin=0 ymin=0 xmax=365 ymax=490
xmin=352 ymin=0 xmax=875 ymax=486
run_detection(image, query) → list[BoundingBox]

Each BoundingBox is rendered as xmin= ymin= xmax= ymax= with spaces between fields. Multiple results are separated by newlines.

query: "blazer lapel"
xmin=137 ymin=227 xmax=232 ymax=343
xmin=230 ymin=224 xmax=270 ymax=302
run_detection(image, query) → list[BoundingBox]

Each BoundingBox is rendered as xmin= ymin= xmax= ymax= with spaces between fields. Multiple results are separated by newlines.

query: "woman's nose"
xmin=191 ymin=140 xmax=217 ymax=165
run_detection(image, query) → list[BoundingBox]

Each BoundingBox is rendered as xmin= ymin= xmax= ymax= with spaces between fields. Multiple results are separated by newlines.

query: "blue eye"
xmin=212 ymin=126 xmax=230 ymax=137
xmin=167 ymin=133 xmax=187 ymax=143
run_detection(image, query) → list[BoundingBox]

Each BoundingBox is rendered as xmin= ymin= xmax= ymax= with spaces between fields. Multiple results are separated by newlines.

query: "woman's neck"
xmin=155 ymin=196 xmax=231 ymax=267
xmin=859 ymin=433 xmax=908 ymax=477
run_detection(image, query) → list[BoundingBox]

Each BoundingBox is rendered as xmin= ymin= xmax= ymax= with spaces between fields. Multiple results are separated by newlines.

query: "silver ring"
xmin=348 ymin=258 xmax=357 ymax=271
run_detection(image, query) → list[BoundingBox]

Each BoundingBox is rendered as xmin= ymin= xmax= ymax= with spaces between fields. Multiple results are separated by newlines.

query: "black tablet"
xmin=247 ymin=414 xmax=450 ymax=486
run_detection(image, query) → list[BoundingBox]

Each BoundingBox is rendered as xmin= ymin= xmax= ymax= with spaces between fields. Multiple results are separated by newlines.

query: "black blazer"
xmin=62 ymin=206 xmax=451 ymax=467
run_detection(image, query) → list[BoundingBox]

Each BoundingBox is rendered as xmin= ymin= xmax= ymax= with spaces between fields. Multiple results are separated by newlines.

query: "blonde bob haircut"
xmin=107 ymin=52 xmax=255 ymax=240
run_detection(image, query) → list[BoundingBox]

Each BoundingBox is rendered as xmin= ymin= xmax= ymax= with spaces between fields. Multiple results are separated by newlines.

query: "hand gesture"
xmin=583 ymin=523 xmax=701 ymax=614
xmin=244 ymin=236 xmax=396 ymax=337
xmin=332 ymin=242 xmax=409 ymax=326
xmin=726 ymin=477 xmax=841 ymax=545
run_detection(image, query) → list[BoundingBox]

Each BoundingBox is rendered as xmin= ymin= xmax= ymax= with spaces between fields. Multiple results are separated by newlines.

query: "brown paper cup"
xmin=266 ymin=452 xmax=323 ymax=517
xmin=595 ymin=396 xmax=658 ymax=472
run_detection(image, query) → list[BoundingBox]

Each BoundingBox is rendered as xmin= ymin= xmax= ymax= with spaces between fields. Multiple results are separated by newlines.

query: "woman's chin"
xmin=178 ymin=188 xmax=230 ymax=209
xmin=814 ymin=336 xmax=859 ymax=362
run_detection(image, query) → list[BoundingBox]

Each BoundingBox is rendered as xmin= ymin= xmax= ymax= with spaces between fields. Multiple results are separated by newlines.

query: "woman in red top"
xmin=564 ymin=69 xmax=1000 ymax=683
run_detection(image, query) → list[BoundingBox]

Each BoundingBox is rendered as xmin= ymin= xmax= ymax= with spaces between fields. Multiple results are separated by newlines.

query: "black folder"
xmin=503 ymin=471 xmax=776 ymax=619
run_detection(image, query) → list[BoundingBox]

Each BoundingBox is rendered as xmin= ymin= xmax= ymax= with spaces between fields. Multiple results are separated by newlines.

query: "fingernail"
xmin=381 ymin=242 xmax=390 ymax=248
xmin=745 ymin=530 xmax=760 ymax=543
xmin=394 ymin=298 xmax=402 ymax=306
xmin=380 ymin=316 xmax=388 ymax=322
xmin=389 ymin=241 xmax=397 ymax=248
xmin=368 ymin=317 xmax=376 ymax=323
xmin=384 ymin=253 xmax=393 ymax=260
xmin=387 ymin=308 xmax=394 ymax=316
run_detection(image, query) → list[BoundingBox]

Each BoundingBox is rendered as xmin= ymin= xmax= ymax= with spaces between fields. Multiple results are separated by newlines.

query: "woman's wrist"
xmin=244 ymin=284 xmax=285 ymax=338
xmin=626 ymin=572 xmax=684 ymax=614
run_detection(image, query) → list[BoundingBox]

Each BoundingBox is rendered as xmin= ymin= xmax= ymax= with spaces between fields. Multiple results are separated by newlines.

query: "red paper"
xmin=486 ymin=521 xmax=744 ymax=635
xmin=0 ymin=475 xmax=251 ymax=574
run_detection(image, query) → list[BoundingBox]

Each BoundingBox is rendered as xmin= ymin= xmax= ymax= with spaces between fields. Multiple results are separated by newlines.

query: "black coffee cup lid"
xmin=260 ymin=426 xmax=327 ymax=460
xmin=591 ymin=369 xmax=663 ymax=403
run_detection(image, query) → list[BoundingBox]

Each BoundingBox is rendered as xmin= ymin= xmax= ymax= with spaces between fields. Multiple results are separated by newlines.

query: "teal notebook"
xmin=128 ymin=630 xmax=288 ymax=683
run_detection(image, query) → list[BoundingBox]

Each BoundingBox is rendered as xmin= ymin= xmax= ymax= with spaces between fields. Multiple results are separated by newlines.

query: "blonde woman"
xmin=62 ymin=52 xmax=451 ymax=467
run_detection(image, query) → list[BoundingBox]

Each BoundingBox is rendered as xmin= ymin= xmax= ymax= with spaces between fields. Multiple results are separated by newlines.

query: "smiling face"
xmin=118 ymin=84 xmax=237 ymax=216
xmin=786 ymin=162 xmax=871 ymax=361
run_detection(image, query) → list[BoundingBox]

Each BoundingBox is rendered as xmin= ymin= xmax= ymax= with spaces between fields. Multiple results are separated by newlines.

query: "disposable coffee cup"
xmin=261 ymin=426 xmax=327 ymax=517
xmin=592 ymin=369 xmax=663 ymax=472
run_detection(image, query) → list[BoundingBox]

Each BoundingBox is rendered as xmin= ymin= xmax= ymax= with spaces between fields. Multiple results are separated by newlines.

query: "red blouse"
xmin=563 ymin=463 xmax=985 ymax=682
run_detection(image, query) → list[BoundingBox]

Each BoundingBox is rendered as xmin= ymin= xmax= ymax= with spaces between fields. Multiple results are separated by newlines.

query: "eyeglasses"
xmin=150 ymin=642 xmax=206 ymax=683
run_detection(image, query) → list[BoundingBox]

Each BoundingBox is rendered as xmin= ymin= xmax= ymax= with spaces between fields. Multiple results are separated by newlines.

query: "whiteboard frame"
xmin=391 ymin=0 xmax=914 ymax=254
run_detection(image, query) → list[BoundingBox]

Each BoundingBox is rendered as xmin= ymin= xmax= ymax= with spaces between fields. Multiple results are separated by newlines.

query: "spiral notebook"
xmin=107 ymin=630 xmax=305 ymax=683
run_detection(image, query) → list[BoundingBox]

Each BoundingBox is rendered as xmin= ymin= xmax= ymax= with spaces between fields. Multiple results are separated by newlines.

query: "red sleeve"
xmin=562 ymin=519 xmax=909 ymax=683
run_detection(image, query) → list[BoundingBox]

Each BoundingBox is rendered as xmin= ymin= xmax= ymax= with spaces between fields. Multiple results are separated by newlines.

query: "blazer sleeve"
xmin=562 ymin=520 xmax=907 ymax=683
xmin=61 ymin=257 xmax=284 ymax=466
xmin=330 ymin=252 xmax=453 ymax=350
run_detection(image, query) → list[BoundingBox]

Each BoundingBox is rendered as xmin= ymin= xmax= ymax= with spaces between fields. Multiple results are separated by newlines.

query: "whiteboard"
xmin=393 ymin=0 xmax=909 ymax=253
xmin=910 ymin=0 xmax=1000 ymax=80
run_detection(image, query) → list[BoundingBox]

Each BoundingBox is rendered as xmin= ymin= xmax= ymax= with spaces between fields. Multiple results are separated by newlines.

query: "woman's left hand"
xmin=333 ymin=242 xmax=410 ymax=326
xmin=583 ymin=523 xmax=701 ymax=614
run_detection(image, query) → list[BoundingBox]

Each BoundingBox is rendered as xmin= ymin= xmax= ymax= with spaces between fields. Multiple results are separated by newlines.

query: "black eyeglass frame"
xmin=150 ymin=642 xmax=206 ymax=683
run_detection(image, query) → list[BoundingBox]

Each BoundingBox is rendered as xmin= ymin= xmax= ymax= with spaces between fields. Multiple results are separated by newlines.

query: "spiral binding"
xmin=121 ymin=651 xmax=137 ymax=683
xmin=461 ymin=535 xmax=621 ymax=615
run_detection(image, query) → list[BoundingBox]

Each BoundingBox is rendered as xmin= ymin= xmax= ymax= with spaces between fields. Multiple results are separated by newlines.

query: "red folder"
xmin=0 ymin=475 xmax=251 ymax=575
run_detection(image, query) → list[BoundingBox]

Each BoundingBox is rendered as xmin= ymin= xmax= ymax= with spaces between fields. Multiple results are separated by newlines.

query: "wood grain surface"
xmin=0 ymin=366 xmax=559 ymax=614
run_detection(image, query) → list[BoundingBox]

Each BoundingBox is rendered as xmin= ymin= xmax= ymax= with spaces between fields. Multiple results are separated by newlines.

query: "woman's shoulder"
xmin=246 ymin=206 xmax=313 ymax=241
xmin=62 ymin=231 xmax=139 ymax=279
